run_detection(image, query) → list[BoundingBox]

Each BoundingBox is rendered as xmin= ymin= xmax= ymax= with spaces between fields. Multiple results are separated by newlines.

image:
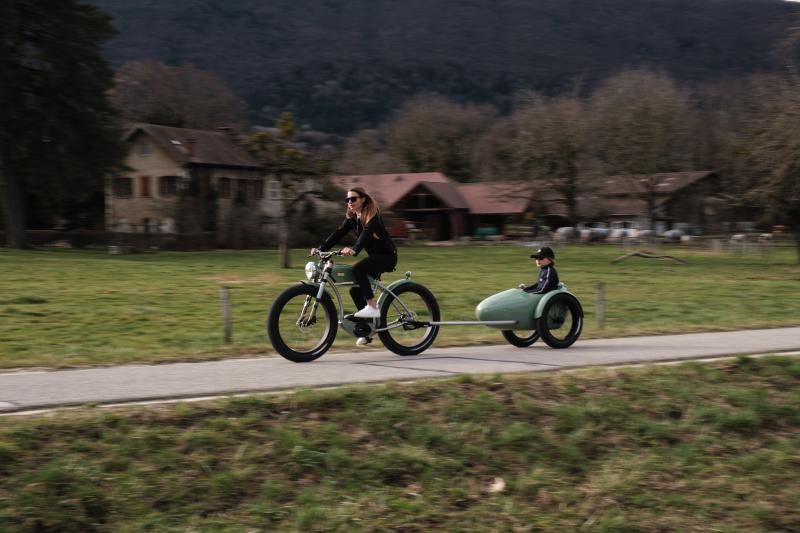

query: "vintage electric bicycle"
xmin=267 ymin=250 xmax=583 ymax=362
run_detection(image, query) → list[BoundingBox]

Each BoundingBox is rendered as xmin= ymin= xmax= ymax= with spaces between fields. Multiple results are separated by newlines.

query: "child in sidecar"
xmin=523 ymin=246 xmax=559 ymax=294
xmin=476 ymin=245 xmax=583 ymax=348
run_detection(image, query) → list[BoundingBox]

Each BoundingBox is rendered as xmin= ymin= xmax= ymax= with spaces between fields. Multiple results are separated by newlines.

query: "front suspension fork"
xmin=297 ymin=277 xmax=330 ymax=327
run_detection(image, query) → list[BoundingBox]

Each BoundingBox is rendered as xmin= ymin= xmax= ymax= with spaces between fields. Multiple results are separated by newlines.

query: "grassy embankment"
xmin=0 ymin=356 xmax=798 ymax=531
xmin=1 ymin=244 xmax=798 ymax=369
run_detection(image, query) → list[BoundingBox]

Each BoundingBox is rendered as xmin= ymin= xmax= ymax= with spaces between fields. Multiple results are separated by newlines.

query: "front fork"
xmin=297 ymin=271 xmax=332 ymax=327
xmin=296 ymin=296 xmax=319 ymax=328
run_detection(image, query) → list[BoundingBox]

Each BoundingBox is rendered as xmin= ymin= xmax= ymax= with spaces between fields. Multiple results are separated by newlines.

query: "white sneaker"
xmin=353 ymin=305 xmax=380 ymax=319
xmin=356 ymin=337 xmax=369 ymax=346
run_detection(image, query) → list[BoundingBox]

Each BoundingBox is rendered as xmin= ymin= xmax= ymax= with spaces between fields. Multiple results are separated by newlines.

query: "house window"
xmin=254 ymin=180 xmax=264 ymax=200
xmin=218 ymin=177 xmax=231 ymax=199
xmin=113 ymin=177 xmax=133 ymax=198
xmin=236 ymin=179 xmax=249 ymax=201
xmin=140 ymin=176 xmax=151 ymax=197
xmin=158 ymin=175 xmax=180 ymax=197
xmin=267 ymin=180 xmax=281 ymax=200
xmin=138 ymin=142 xmax=152 ymax=157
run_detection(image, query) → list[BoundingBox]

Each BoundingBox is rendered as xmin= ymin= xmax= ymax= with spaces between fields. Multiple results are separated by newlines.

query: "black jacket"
xmin=319 ymin=213 xmax=397 ymax=256
xmin=524 ymin=264 xmax=559 ymax=294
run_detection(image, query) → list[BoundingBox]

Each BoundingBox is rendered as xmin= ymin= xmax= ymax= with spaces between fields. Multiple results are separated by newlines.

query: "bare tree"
xmin=245 ymin=113 xmax=319 ymax=268
xmin=588 ymin=69 xmax=698 ymax=229
xmin=383 ymin=94 xmax=496 ymax=180
xmin=109 ymin=61 xmax=248 ymax=130
xmin=744 ymin=27 xmax=800 ymax=262
xmin=693 ymin=74 xmax=789 ymax=229
xmin=471 ymin=117 xmax=521 ymax=181
xmin=511 ymin=95 xmax=590 ymax=225
xmin=336 ymin=129 xmax=408 ymax=175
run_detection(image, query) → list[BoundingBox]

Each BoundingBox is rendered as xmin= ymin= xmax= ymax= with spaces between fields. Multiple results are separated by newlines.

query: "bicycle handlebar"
xmin=310 ymin=249 xmax=343 ymax=259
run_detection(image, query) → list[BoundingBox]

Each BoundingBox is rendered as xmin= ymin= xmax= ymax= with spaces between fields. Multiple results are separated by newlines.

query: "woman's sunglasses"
xmin=346 ymin=196 xmax=362 ymax=203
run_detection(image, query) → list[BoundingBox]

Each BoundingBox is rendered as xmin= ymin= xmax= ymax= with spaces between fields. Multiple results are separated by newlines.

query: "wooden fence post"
xmin=220 ymin=286 xmax=232 ymax=344
xmin=596 ymin=282 xmax=605 ymax=330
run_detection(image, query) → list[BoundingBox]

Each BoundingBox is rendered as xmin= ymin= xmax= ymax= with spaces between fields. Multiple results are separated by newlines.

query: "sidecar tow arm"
xmin=407 ymin=320 xmax=517 ymax=328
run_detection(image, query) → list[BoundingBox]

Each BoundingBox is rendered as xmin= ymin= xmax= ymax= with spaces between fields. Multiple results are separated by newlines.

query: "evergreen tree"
xmin=0 ymin=0 xmax=123 ymax=247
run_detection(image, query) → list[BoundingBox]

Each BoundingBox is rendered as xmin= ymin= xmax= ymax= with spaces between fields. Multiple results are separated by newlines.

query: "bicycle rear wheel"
xmin=378 ymin=282 xmax=440 ymax=356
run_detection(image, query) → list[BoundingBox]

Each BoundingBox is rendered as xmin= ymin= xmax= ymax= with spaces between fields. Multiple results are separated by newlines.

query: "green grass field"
xmin=0 ymin=356 xmax=798 ymax=531
xmin=1 ymin=244 xmax=799 ymax=369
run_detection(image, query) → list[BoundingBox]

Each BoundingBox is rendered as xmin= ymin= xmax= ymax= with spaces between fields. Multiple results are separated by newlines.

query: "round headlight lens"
xmin=304 ymin=261 xmax=317 ymax=281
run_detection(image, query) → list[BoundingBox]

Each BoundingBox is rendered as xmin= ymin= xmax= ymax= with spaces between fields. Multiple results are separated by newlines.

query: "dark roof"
xmin=328 ymin=171 xmax=717 ymax=218
xmin=596 ymin=171 xmax=716 ymax=196
xmin=126 ymin=123 xmax=263 ymax=170
xmin=329 ymin=173 xmax=452 ymax=208
xmin=416 ymin=181 xmax=469 ymax=209
xmin=457 ymin=182 xmax=533 ymax=214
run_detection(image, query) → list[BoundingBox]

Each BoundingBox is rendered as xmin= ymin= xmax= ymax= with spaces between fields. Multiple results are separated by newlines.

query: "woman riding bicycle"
xmin=311 ymin=187 xmax=398 ymax=343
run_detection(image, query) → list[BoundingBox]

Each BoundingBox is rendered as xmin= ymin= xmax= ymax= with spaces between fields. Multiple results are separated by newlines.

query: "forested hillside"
xmin=91 ymin=0 xmax=798 ymax=132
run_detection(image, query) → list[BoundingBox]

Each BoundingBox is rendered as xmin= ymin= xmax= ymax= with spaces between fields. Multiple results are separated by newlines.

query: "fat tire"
xmin=378 ymin=283 xmax=440 ymax=356
xmin=536 ymin=293 xmax=583 ymax=349
xmin=501 ymin=329 xmax=539 ymax=347
xmin=267 ymin=284 xmax=337 ymax=362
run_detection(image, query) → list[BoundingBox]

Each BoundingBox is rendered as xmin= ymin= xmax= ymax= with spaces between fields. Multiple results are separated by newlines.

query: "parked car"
xmin=579 ymin=223 xmax=610 ymax=243
xmin=608 ymin=221 xmax=639 ymax=241
xmin=661 ymin=229 xmax=684 ymax=242
xmin=554 ymin=226 xmax=578 ymax=242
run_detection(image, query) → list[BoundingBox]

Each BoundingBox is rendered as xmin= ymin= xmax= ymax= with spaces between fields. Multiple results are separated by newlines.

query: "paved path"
xmin=2 ymin=327 xmax=799 ymax=414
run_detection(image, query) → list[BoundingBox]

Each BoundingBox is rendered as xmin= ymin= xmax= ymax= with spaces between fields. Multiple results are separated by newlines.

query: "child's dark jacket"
xmin=524 ymin=264 xmax=559 ymax=294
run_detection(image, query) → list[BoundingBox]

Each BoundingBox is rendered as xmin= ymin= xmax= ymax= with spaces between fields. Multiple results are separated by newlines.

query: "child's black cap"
xmin=530 ymin=246 xmax=555 ymax=260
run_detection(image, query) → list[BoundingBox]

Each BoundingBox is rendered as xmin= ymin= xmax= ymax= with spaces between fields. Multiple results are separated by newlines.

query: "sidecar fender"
xmin=534 ymin=288 xmax=584 ymax=320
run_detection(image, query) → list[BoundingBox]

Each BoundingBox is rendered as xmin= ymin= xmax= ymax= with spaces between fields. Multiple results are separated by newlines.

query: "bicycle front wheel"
xmin=267 ymin=284 xmax=337 ymax=362
xmin=378 ymin=282 xmax=440 ymax=356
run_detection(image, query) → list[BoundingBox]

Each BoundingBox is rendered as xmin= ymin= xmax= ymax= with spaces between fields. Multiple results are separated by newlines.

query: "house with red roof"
xmin=329 ymin=171 xmax=724 ymax=239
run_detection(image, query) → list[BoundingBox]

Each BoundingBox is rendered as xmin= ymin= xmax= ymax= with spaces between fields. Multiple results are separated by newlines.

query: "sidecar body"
xmin=475 ymin=284 xmax=577 ymax=329
xmin=476 ymin=283 xmax=584 ymax=348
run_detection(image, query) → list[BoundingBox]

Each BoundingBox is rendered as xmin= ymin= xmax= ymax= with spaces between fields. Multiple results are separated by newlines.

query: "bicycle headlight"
xmin=304 ymin=261 xmax=318 ymax=281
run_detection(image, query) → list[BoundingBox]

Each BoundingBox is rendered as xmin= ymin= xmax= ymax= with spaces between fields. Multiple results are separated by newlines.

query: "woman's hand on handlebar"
xmin=341 ymin=247 xmax=356 ymax=256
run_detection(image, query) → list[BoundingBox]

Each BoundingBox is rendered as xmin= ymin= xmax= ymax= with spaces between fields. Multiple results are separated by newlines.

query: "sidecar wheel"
xmin=267 ymin=284 xmax=337 ymax=362
xmin=378 ymin=282 xmax=440 ymax=356
xmin=537 ymin=293 xmax=583 ymax=349
xmin=501 ymin=329 xmax=539 ymax=347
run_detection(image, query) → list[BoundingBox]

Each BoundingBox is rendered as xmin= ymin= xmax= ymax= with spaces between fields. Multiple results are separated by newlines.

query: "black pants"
xmin=349 ymin=253 xmax=397 ymax=309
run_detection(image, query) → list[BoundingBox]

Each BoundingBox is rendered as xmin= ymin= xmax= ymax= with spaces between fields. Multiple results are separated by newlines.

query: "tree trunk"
xmin=0 ymin=165 xmax=27 ymax=249
xmin=793 ymin=227 xmax=800 ymax=264
xmin=646 ymin=194 xmax=656 ymax=232
xmin=278 ymin=206 xmax=290 ymax=269
xmin=565 ymin=187 xmax=577 ymax=225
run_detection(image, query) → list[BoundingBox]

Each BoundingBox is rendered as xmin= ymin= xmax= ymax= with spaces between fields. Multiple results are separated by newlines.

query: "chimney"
xmin=217 ymin=126 xmax=239 ymax=144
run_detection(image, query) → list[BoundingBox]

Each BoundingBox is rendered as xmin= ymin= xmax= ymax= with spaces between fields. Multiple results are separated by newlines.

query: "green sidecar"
xmin=476 ymin=283 xmax=583 ymax=349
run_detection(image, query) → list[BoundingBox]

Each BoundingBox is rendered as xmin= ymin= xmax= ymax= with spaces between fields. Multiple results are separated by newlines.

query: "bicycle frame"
xmin=302 ymin=252 xmax=418 ymax=335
